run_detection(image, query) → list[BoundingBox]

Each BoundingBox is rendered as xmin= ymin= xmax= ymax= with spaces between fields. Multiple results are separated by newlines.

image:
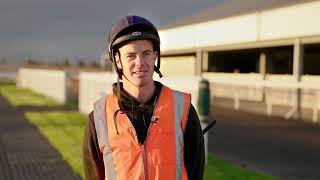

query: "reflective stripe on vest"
xmin=93 ymin=85 xmax=191 ymax=180
xmin=173 ymin=90 xmax=191 ymax=180
xmin=93 ymin=97 xmax=117 ymax=180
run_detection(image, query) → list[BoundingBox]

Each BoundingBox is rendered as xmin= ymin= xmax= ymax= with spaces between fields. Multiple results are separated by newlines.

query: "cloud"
xmin=0 ymin=0 xmax=217 ymax=64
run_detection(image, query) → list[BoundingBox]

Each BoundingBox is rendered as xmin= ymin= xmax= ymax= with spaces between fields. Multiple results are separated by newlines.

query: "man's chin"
xmin=131 ymin=79 xmax=152 ymax=88
xmin=133 ymin=81 xmax=147 ymax=87
xmin=123 ymin=76 xmax=153 ymax=88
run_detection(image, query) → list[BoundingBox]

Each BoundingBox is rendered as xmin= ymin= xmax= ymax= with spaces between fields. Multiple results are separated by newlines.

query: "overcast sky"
xmin=0 ymin=0 xmax=219 ymax=64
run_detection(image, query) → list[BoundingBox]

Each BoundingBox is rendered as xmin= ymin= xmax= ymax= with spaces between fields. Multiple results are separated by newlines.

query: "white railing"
xmin=154 ymin=75 xmax=201 ymax=108
xmin=17 ymin=68 xmax=67 ymax=103
xmin=78 ymin=72 xmax=117 ymax=114
xmin=209 ymin=78 xmax=320 ymax=122
xmin=78 ymin=72 xmax=202 ymax=114
xmin=78 ymin=71 xmax=320 ymax=122
xmin=0 ymin=72 xmax=17 ymax=82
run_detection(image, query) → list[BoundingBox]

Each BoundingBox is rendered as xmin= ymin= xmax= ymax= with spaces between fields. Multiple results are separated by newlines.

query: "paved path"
xmin=208 ymin=105 xmax=320 ymax=180
xmin=0 ymin=95 xmax=81 ymax=180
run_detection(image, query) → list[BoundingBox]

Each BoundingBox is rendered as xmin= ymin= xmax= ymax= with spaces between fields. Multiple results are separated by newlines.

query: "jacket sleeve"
xmin=83 ymin=111 xmax=105 ymax=180
xmin=184 ymin=104 xmax=205 ymax=180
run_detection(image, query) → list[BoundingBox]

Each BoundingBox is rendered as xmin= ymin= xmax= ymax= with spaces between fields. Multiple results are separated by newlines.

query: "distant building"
xmin=159 ymin=0 xmax=320 ymax=122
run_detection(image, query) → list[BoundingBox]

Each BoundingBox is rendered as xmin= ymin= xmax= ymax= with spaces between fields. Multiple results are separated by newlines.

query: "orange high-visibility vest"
xmin=93 ymin=85 xmax=191 ymax=180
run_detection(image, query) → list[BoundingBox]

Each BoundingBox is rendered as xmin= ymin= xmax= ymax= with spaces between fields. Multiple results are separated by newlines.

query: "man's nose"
xmin=135 ymin=54 xmax=145 ymax=66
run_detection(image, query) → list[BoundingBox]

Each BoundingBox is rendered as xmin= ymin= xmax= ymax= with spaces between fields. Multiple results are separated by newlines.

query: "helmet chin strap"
xmin=154 ymin=48 xmax=162 ymax=78
xmin=154 ymin=65 xmax=162 ymax=78
xmin=110 ymin=49 xmax=123 ymax=79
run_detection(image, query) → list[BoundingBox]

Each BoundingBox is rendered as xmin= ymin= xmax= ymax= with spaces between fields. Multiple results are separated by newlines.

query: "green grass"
xmin=64 ymin=100 xmax=79 ymax=109
xmin=25 ymin=111 xmax=86 ymax=179
xmin=24 ymin=111 xmax=278 ymax=180
xmin=0 ymin=81 xmax=16 ymax=85
xmin=0 ymin=83 xmax=62 ymax=107
xmin=204 ymin=155 xmax=278 ymax=180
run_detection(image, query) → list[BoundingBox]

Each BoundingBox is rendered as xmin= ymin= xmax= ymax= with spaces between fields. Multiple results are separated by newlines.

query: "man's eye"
xmin=126 ymin=55 xmax=135 ymax=59
xmin=144 ymin=52 xmax=152 ymax=56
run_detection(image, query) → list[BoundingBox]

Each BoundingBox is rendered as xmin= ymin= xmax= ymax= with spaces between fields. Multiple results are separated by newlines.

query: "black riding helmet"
xmin=107 ymin=15 xmax=163 ymax=79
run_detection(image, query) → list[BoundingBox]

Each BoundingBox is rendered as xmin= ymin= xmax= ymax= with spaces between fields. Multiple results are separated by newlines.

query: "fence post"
xmin=198 ymin=79 xmax=211 ymax=165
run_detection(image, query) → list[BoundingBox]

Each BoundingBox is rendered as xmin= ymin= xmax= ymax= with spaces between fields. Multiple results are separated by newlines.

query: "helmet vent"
xmin=131 ymin=31 xmax=142 ymax=36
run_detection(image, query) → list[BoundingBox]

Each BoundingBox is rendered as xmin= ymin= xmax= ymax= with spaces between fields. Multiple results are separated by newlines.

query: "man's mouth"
xmin=133 ymin=70 xmax=147 ymax=74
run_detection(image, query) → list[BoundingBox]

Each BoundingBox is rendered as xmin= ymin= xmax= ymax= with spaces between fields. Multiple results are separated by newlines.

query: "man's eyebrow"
xmin=124 ymin=52 xmax=136 ymax=56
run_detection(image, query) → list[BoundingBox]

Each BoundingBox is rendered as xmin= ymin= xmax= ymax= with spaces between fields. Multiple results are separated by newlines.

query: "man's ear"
xmin=115 ymin=52 xmax=122 ymax=69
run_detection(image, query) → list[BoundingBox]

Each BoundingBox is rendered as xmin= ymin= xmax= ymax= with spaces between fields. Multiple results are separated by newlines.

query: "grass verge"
xmin=25 ymin=111 xmax=278 ymax=180
xmin=0 ymin=83 xmax=62 ymax=107
xmin=25 ymin=111 xmax=85 ymax=179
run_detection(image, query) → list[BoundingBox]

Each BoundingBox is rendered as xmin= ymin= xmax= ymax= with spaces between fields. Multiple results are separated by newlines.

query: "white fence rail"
xmin=154 ymin=75 xmax=201 ymax=108
xmin=0 ymin=72 xmax=17 ymax=82
xmin=78 ymin=72 xmax=117 ymax=114
xmin=205 ymin=76 xmax=320 ymax=122
xmin=78 ymin=72 xmax=202 ymax=114
xmin=78 ymin=71 xmax=320 ymax=122
xmin=17 ymin=68 xmax=67 ymax=103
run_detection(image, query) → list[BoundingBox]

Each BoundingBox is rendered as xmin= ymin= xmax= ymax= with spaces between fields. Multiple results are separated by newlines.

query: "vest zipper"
xmin=142 ymin=86 xmax=163 ymax=180
xmin=142 ymin=144 xmax=148 ymax=180
xmin=142 ymin=114 xmax=155 ymax=180
xmin=123 ymin=86 xmax=163 ymax=180
xmin=142 ymin=115 xmax=157 ymax=180
xmin=123 ymin=116 xmax=150 ymax=180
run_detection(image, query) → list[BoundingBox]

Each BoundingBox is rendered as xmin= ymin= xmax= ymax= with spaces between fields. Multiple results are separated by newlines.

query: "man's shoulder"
xmin=93 ymin=94 xmax=115 ymax=107
xmin=166 ymin=86 xmax=191 ymax=96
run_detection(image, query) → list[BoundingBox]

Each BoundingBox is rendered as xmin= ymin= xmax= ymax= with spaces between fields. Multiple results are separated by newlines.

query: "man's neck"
xmin=123 ymin=82 xmax=155 ymax=103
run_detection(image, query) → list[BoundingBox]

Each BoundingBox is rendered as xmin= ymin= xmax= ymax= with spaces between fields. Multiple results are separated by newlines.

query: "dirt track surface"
xmin=208 ymin=106 xmax=320 ymax=180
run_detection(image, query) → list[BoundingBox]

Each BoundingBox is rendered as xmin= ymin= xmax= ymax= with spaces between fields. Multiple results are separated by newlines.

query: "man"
xmin=83 ymin=15 xmax=205 ymax=180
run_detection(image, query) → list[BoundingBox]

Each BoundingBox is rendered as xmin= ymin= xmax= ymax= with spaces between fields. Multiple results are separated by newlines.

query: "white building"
xmin=158 ymin=0 xmax=320 ymax=122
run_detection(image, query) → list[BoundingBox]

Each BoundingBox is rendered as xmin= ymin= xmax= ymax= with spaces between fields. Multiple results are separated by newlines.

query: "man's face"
xmin=116 ymin=39 xmax=157 ymax=88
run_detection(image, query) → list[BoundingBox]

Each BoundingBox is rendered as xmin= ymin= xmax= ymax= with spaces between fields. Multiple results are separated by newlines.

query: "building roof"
xmin=160 ymin=0 xmax=316 ymax=30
